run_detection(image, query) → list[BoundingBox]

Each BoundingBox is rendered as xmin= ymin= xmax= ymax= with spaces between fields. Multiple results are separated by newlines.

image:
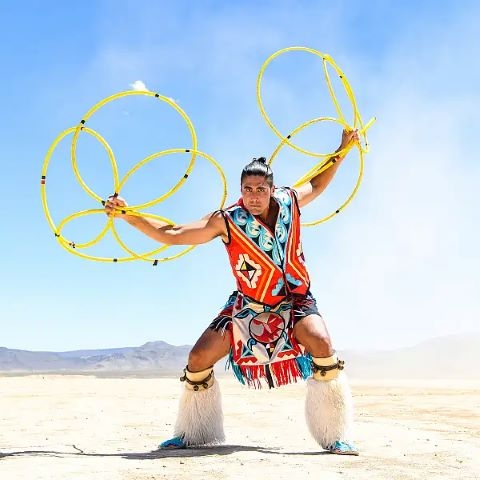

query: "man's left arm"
xmin=295 ymin=129 xmax=359 ymax=209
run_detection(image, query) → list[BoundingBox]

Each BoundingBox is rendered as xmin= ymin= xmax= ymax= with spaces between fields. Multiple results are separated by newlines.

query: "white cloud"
xmin=130 ymin=80 xmax=149 ymax=91
xmin=129 ymin=80 xmax=179 ymax=103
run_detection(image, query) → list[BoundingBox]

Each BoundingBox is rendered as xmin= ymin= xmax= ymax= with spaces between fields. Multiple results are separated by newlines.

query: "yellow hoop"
xmin=257 ymin=46 xmax=375 ymax=225
xmin=41 ymin=92 xmax=227 ymax=264
xmin=257 ymin=46 xmax=374 ymax=157
xmin=42 ymin=141 xmax=227 ymax=263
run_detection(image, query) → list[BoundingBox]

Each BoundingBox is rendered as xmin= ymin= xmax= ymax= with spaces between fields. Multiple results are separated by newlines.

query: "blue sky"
xmin=1 ymin=0 xmax=479 ymax=352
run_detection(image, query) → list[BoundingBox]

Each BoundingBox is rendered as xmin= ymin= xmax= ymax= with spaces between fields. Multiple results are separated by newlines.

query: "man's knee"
xmin=309 ymin=331 xmax=333 ymax=351
xmin=188 ymin=345 xmax=210 ymax=371
xmin=294 ymin=315 xmax=334 ymax=357
xmin=187 ymin=328 xmax=231 ymax=371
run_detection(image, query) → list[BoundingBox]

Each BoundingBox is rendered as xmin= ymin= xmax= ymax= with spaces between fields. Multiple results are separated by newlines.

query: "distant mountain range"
xmin=0 ymin=341 xmax=190 ymax=375
xmin=1 ymin=334 xmax=479 ymax=379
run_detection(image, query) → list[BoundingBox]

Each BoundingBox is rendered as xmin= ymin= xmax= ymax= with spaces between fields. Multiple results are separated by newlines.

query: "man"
xmin=105 ymin=129 xmax=360 ymax=455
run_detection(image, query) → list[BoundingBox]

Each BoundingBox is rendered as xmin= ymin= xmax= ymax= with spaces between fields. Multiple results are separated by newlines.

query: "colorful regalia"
xmin=220 ymin=187 xmax=314 ymax=388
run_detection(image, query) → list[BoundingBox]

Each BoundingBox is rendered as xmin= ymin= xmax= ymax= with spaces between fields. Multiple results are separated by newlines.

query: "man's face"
xmin=241 ymin=175 xmax=274 ymax=216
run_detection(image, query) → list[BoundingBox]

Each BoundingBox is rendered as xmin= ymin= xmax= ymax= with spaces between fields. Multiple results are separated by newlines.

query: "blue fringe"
xmin=226 ymin=350 xmax=246 ymax=385
xmin=296 ymin=353 xmax=313 ymax=379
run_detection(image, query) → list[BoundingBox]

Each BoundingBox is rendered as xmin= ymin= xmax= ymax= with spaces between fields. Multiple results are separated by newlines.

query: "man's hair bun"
xmin=253 ymin=157 xmax=267 ymax=164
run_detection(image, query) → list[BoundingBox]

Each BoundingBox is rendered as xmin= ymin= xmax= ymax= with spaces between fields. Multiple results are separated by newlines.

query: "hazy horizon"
xmin=1 ymin=331 xmax=478 ymax=354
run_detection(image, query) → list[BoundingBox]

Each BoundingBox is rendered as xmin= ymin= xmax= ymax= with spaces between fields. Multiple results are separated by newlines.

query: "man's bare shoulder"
xmin=204 ymin=209 xmax=226 ymax=222
xmin=204 ymin=210 xmax=228 ymax=238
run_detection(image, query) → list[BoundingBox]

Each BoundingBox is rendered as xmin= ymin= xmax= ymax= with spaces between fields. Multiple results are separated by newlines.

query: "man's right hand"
xmin=104 ymin=195 xmax=128 ymax=218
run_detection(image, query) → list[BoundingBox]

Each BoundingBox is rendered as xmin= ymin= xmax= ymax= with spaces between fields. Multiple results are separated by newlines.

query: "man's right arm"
xmin=105 ymin=196 xmax=228 ymax=245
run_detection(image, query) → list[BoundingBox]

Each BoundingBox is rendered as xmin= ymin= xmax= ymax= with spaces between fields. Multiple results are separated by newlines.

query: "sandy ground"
xmin=0 ymin=374 xmax=479 ymax=480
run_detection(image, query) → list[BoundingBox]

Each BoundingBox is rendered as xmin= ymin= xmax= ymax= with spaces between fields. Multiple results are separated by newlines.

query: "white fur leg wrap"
xmin=173 ymin=377 xmax=225 ymax=446
xmin=305 ymin=372 xmax=354 ymax=448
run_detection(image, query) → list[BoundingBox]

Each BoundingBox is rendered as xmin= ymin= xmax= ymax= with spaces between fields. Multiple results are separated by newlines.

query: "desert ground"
xmin=0 ymin=374 xmax=478 ymax=480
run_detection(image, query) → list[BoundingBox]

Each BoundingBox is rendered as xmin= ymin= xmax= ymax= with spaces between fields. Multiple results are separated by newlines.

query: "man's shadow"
xmin=0 ymin=444 xmax=328 ymax=460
